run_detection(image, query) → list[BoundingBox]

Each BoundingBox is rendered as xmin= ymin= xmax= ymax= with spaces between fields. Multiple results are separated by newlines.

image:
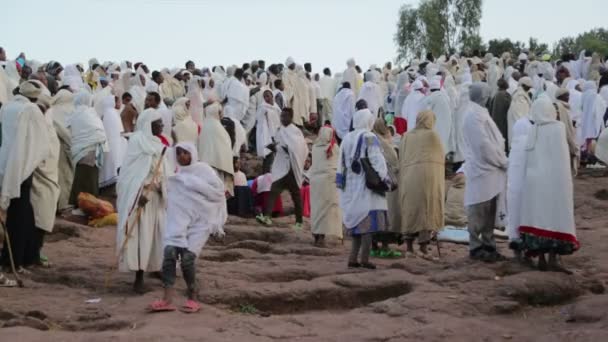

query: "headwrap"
xmin=19 ymin=80 xmax=43 ymax=99
xmin=285 ymin=57 xmax=295 ymax=67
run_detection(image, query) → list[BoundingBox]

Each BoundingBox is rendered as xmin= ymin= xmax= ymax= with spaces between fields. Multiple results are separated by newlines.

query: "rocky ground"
xmin=1 ymin=169 xmax=608 ymax=341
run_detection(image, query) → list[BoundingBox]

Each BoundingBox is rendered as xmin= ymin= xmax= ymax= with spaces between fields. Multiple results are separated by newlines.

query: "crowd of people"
xmin=0 ymin=45 xmax=607 ymax=311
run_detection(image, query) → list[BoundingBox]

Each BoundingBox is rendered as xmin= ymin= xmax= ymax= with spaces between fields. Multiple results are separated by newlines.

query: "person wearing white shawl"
xmin=450 ymin=77 xmax=471 ymax=164
xmin=507 ymin=77 xmax=533 ymax=145
xmin=28 ymin=93 xmax=60 ymax=266
xmin=310 ymin=125 xmax=343 ymax=246
xmin=256 ymin=108 xmax=308 ymax=229
xmin=319 ymin=68 xmax=337 ymax=121
xmin=462 ymin=83 xmax=508 ymax=262
xmin=400 ymin=79 xmax=427 ymax=132
xmin=566 ymin=79 xmax=584 ymax=146
xmin=150 ymin=142 xmax=226 ymax=312
xmin=3 ymin=60 xmax=21 ymax=96
xmin=506 ymin=69 xmax=520 ymax=95
xmin=332 ymin=82 xmax=355 ymax=141
xmin=487 ymin=57 xmax=503 ymax=97
xmin=99 ymin=95 xmax=127 ymax=187
xmin=47 ymin=89 xmax=75 ymax=210
xmin=223 ymin=105 xmax=248 ymax=156
xmin=202 ymin=76 xmax=219 ymax=104
xmin=0 ymin=81 xmax=51 ymax=271
xmin=128 ymin=69 xmax=147 ymax=115
xmin=62 ymin=64 xmax=85 ymax=93
xmin=222 ymin=69 xmax=249 ymax=121
xmin=186 ymin=76 xmax=205 ymax=125
xmin=117 ymin=108 xmax=168 ymax=293
xmin=172 ymin=97 xmax=198 ymax=145
xmin=392 ymin=71 xmax=411 ymax=122
xmin=198 ymin=102 xmax=235 ymax=196
xmin=506 ymin=107 xmax=534 ymax=251
xmin=67 ymin=91 xmax=107 ymax=206
xmin=358 ymin=71 xmax=384 ymax=116
xmin=256 ymin=89 xmax=281 ymax=167
xmin=160 ymin=68 xmax=186 ymax=106
xmin=244 ymin=72 xmax=271 ymax=133
xmin=337 ymin=108 xmax=388 ymax=269
xmin=342 ymin=58 xmax=360 ymax=96
xmin=514 ymin=95 xmax=579 ymax=273
xmin=424 ymin=77 xmax=453 ymax=154
xmin=580 ymin=81 xmax=607 ymax=151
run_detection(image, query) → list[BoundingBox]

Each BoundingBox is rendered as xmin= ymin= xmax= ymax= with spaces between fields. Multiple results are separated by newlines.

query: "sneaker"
xmin=256 ymin=214 xmax=273 ymax=226
xmin=293 ymin=222 xmax=303 ymax=231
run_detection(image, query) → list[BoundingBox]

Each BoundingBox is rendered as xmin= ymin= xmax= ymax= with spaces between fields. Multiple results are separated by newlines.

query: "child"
xmin=227 ymin=157 xmax=255 ymax=217
xmin=148 ymin=142 xmax=226 ymax=313
xmin=256 ymin=108 xmax=308 ymax=230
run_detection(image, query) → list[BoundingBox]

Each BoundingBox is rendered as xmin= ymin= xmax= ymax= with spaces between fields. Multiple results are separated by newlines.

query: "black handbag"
xmin=352 ymin=134 xmax=388 ymax=196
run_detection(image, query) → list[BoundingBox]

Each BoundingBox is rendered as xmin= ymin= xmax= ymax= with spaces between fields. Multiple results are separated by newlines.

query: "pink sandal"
xmin=180 ymin=300 xmax=201 ymax=313
xmin=147 ymin=300 xmax=177 ymax=313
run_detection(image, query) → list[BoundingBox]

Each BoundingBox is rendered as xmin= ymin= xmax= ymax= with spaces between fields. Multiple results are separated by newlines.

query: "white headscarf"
xmin=68 ymin=91 xmax=107 ymax=166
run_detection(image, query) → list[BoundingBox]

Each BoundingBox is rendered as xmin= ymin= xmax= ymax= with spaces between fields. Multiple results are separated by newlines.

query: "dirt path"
xmin=1 ymin=172 xmax=608 ymax=341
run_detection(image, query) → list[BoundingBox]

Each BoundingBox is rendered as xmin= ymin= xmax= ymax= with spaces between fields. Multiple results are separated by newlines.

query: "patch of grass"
xmin=237 ymin=304 xmax=258 ymax=315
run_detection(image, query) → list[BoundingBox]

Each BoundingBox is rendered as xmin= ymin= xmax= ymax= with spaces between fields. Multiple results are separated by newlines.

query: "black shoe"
xmin=361 ymin=262 xmax=376 ymax=270
xmin=348 ymin=262 xmax=361 ymax=268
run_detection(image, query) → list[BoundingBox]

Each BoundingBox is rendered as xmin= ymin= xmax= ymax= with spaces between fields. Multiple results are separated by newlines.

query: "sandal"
xmin=0 ymin=273 xmax=17 ymax=287
xmin=180 ymin=300 xmax=201 ymax=314
xmin=146 ymin=300 xmax=177 ymax=313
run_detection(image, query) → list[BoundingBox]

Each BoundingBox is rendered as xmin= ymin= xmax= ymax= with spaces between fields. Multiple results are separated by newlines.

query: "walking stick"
xmin=104 ymin=147 xmax=167 ymax=288
xmin=0 ymin=219 xmax=24 ymax=287
xmin=435 ymin=233 xmax=442 ymax=259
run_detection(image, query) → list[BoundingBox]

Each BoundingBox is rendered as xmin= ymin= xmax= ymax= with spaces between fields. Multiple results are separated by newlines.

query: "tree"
xmin=553 ymin=28 xmax=608 ymax=58
xmin=527 ymin=37 xmax=549 ymax=56
xmin=394 ymin=0 xmax=483 ymax=63
xmin=487 ymin=38 xmax=525 ymax=57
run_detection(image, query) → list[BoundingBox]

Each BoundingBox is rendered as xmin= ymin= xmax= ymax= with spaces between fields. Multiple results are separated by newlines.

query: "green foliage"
xmin=394 ymin=0 xmax=483 ymax=62
xmin=237 ymin=304 xmax=258 ymax=315
xmin=487 ymin=38 xmax=525 ymax=57
xmin=553 ymin=28 xmax=608 ymax=58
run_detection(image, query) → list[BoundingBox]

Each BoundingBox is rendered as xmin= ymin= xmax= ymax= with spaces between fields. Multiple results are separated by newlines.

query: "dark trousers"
xmin=1 ymin=176 xmax=40 ymax=269
xmin=162 ymin=246 xmax=197 ymax=298
xmin=265 ymin=170 xmax=303 ymax=223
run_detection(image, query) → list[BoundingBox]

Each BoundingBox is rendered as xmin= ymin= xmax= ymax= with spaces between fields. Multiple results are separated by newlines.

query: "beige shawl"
xmin=372 ymin=118 xmax=401 ymax=233
xmin=309 ymin=126 xmax=343 ymax=238
xmin=172 ymin=97 xmax=198 ymax=144
xmin=555 ymin=100 xmax=579 ymax=176
xmin=398 ymin=110 xmax=445 ymax=234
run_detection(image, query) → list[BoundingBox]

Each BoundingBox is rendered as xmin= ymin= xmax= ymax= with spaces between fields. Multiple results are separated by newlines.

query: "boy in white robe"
xmin=256 ymin=108 xmax=308 ymax=229
xmin=148 ymin=142 xmax=226 ymax=313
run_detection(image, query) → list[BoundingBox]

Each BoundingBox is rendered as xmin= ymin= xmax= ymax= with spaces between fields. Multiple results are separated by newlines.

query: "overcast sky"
xmin=1 ymin=0 xmax=606 ymax=73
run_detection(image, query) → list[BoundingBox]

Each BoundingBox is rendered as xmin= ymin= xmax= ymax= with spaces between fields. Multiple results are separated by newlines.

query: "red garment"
xmin=394 ymin=117 xmax=407 ymax=135
xmin=157 ymin=134 xmax=170 ymax=147
xmin=323 ymin=124 xmax=337 ymax=158
xmin=300 ymin=185 xmax=310 ymax=218
xmin=251 ymin=179 xmax=283 ymax=215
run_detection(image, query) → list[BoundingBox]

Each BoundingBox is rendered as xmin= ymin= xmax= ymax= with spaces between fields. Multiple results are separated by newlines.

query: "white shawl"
xmin=197 ymin=103 xmax=234 ymax=175
xmin=271 ymin=123 xmax=308 ymax=187
xmin=332 ymin=87 xmax=355 ymax=139
xmin=0 ymin=96 xmax=50 ymax=209
xmin=116 ymin=108 xmax=168 ymax=272
xmin=506 ymin=117 xmax=533 ymax=241
xmin=507 ymin=87 xmax=532 ymax=144
xmin=358 ymin=79 xmax=383 ymax=116
xmin=68 ymin=91 xmax=107 ymax=166
xmin=99 ymin=95 xmax=127 ymax=187
xmin=256 ymin=100 xmax=281 ymax=157
xmin=519 ymin=96 xmax=577 ymax=246
xmin=165 ymin=142 xmax=226 ymax=256
xmin=425 ymin=90 xmax=453 ymax=154
xmin=401 ymin=88 xmax=427 ymax=131
xmin=581 ymin=81 xmax=606 ymax=141
xmin=337 ymin=109 xmax=388 ymax=228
